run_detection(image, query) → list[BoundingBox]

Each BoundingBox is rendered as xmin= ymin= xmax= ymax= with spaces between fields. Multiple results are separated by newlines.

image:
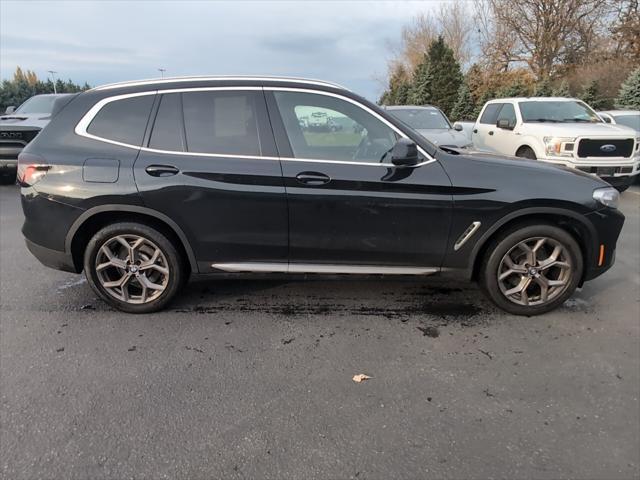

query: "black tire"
xmin=516 ymin=146 xmax=537 ymax=160
xmin=479 ymin=223 xmax=583 ymax=316
xmin=84 ymin=222 xmax=184 ymax=313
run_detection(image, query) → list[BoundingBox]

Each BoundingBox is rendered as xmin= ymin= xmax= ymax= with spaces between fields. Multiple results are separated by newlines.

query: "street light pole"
xmin=158 ymin=68 xmax=166 ymax=78
xmin=48 ymin=70 xmax=58 ymax=94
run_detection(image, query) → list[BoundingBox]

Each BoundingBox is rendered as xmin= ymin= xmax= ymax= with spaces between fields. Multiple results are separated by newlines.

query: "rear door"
xmin=266 ymin=89 xmax=452 ymax=270
xmin=134 ymin=88 xmax=288 ymax=272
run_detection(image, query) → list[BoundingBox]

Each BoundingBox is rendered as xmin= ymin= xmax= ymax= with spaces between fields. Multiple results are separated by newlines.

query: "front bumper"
xmin=0 ymin=158 xmax=18 ymax=176
xmin=540 ymin=156 xmax=640 ymax=178
xmin=582 ymin=207 xmax=625 ymax=282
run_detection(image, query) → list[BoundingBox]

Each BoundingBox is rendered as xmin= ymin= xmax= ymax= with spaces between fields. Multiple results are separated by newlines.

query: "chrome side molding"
xmin=211 ymin=262 xmax=439 ymax=275
xmin=454 ymin=221 xmax=481 ymax=251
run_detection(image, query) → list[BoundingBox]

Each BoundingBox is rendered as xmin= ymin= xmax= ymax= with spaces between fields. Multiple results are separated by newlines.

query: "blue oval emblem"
xmin=600 ymin=144 xmax=616 ymax=153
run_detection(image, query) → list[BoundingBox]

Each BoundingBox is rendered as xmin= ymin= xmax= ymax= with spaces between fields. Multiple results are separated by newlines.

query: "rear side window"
xmin=87 ymin=95 xmax=154 ymax=145
xmin=182 ymin=91 xmax=261 ymax=156
xmin=149 ymin=93 xmax=184 ymax=151
xmin=479 ymin=103 xmax=503 ymax=125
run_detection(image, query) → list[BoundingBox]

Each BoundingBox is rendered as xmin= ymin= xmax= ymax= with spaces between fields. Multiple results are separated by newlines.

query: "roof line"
xmin=92 ymin=75 xmax=347 ymax=91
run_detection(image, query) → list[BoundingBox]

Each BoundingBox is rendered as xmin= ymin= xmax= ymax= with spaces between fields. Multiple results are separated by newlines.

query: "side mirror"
xmin=602 ymin=116 xmax=611 ymax=124
xmin=453 ymin=123 xmax=463 ymax=132
xmin=496 ymin=119 xmax=514 ymax=130
xmin=4 ymin=106 xmax=15 ymax=114
xmin=391 ymin=138 xmax=419 ymax=167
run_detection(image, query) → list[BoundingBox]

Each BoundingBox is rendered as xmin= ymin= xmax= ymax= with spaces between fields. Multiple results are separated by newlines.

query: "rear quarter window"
xmin=87 ymin=95 xmax=155 ymax=146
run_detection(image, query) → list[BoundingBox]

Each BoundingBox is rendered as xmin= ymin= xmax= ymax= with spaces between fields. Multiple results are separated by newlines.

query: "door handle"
xmin=145 ymin=164 xmax=180 ymax=177
xmin=488 ymin=131 xmax=494 ymax=135
xmin=295 ymin=171 xmax=330 ymax=185
xmin=473 ymin=129 xmax=478 ymax=133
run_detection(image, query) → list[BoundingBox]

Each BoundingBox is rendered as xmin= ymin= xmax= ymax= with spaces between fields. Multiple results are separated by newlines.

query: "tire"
xmin=479 ymin=223 xmax=583 ymax=316
xmin=84 ymin=222 xmax=185 ymax=313
xmin=516 ymin=147 xmax=537 ymax=160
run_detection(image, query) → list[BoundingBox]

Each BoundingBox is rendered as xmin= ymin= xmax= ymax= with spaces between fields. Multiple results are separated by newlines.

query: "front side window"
xmin=496 ymin=103 xmax=517 ymax=127
xmin=612 ymin=114 xmax=640 ymax=131
xmin=519 ymin=101 xmax=602 ymax=123
xmin=388 ymin=108 xmax=450 ymax=130
xmin=273 ymin=91 xmax=398 ymax=163
xmin=479 ymin=103 xmax=503 ymax=125
xmin=87 ymin=95 xmax=155 ymax=146
xmin=182 ymin=91 xmax=261 ymax=156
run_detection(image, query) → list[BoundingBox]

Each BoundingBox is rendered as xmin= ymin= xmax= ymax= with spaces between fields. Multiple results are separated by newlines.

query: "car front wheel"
xmin=84 ymin=222 xmax=184 ymax=313
xmin=479 ymin=223 xmax=583 ymax=316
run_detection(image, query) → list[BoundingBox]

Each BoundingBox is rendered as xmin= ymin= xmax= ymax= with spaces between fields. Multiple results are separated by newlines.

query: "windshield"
xmin=612 ymin=114 xmax=640 ymax=131
xmin=519 ymin=101 xmax=602 ymax=123
xmin=388 ymin=108 xmax=450 ymax=129
xmin=15 ymin=96 xmax=59 ymax=115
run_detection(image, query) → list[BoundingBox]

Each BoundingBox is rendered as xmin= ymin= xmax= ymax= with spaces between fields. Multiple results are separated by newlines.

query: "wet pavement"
xmin=1 ymin=184 xmax=639 ymax=479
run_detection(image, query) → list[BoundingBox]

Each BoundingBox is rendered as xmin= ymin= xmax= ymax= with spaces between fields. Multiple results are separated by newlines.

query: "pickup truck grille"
xmin=577 ymin=138 xmax=634 ymax=158
xmin=0 ymin=128 xmax=41 ymax=160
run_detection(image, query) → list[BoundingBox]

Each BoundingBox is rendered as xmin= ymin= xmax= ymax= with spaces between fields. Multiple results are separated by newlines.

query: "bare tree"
xmin=475 ymin=0 xmax=612 ymax=79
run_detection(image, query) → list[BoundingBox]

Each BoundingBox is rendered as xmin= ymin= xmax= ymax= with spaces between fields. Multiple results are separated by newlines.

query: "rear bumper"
xmin=25 ymin=238 xmax=78 ymax=273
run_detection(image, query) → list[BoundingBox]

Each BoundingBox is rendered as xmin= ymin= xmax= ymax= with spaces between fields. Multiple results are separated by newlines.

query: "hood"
xmin=0 ymin=113 xmax=51 ymax=129
xmin=415 ymin=128 xmax=471 ymax=147
xmin=519 ymin=122 xmax=637 ymax=137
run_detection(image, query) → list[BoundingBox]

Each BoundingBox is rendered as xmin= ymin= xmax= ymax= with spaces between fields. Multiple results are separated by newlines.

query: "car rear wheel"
xmin=479 ymin=223 xmax=583 ymax=316
xmin=84 ymin=222 xmax=184 ymax=313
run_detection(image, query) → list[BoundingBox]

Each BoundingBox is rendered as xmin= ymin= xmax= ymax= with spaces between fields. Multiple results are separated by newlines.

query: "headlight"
xmin=593 ymin=187 xmax=619 ymax=209
xmin=543 ymin=136 xmax=576 ymax=157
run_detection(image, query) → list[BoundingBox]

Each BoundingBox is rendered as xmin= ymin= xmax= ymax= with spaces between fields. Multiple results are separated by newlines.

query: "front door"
xmin=266 ymin=89 xmax=452 ymax=270
xmin=134 ymin=88 xmax=288 ymax=273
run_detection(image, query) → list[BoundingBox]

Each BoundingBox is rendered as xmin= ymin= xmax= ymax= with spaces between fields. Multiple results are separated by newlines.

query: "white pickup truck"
xmin=471 ymin=97 xmax=640 ymax=191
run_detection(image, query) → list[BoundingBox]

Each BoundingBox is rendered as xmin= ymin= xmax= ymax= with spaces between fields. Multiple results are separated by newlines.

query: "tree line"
xmin=0 ymin=67 xmax=90 ymax=112
xmin=379 ymin=0 xmax=640 ymax=121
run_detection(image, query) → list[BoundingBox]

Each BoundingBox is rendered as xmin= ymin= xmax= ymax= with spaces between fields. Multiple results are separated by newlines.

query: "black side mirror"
xmin=391 ymin=138 xmax=419 ymax=167
xmin=4 ymin=106 xmax=15 ymax=114
xmin=496 ymin=119 xmax=514 ymax=130
xmin=453 ymin=123 xmax=463 ymax=131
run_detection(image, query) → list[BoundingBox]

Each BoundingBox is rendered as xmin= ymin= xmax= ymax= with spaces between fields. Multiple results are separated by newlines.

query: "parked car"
xmin=472 ymin=97 xmax=640 ymax=192
xmin=598 ymin=110 xmax=640 ymax=132
xmin=452 ymin=120 xmax=475 ymax=142
xmin=20 ymin=76 xmax=624 ymax=316
xmin=0 ymin=94 xmax=74 ymax=183
xmin=385 ymin=105 xmax=472 ymax=149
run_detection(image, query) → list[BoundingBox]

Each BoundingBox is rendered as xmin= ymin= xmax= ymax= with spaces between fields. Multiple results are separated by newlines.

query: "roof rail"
xmin=92 ymin=75 xmax=347 ymax=91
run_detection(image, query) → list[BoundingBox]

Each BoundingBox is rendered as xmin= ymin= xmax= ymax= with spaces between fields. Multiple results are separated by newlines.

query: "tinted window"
xmin=149 ymin=93 xmax=184 ymax=151
xmin=182 ymin=91 xmax=261 ymax=156
xmin=87 ymin=95 xmax=155 ymax=145
xmin=612 ymin=114 xmax=640 ymax=131
xmin=519 ymin=101 xmax=601 ymax=123
xmin=388 ymin=108 xmax=450 ymax=129
xmin=274 ymin=91 xmax=398 ymax=163
xmin=497 ymin=103 xmax=517 ymax=127
xmin=479 ymin=103 xmax=503 ymax=124
xmin=16 ymin=95 xmax=69 ymax=114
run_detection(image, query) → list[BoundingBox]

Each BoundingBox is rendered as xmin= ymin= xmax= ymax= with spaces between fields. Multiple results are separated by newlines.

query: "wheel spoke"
xmin=534 ymin=275 xmax=549 ymax=302
xmin=138 ymin=274 xmax=164 ymax=291
xmin=100 ymin=245 xmax=127 ymax=269
xmin=505 ymin=277 xmax=531 ymax=296
xmin=103 ymin=272 xmax=132 ymax=289
xmin=519 ymin=243 xmax=536 ymax=266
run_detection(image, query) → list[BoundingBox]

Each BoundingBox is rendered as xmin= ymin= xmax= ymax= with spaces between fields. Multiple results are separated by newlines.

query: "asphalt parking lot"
xmin=1 ymin=183 xmax=639 ymax=480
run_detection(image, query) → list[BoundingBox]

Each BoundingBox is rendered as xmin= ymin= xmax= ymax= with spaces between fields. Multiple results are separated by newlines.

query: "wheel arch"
xmin=515 ymin=144 xmax=537 ymax=157
xmin=66 ymin=205 xmax=198 ymax=274
xmin=469 ymin=207 xmax=596 ymax=284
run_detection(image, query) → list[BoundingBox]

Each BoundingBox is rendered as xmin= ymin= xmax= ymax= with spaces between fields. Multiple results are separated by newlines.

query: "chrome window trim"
xmin=212 ymin=262 xmax=439 ymax=275
xmin=93 ymin=76 xmax=346 ymax=91
xmin=75 ymin=86 xmax=435 ymax=166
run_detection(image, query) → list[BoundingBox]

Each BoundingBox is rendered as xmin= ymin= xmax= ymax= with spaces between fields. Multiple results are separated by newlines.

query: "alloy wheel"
xmin=497 ymin=236 xmax=573 ymax=306
xmin=95 ymin=234 xmax=169 ymax=304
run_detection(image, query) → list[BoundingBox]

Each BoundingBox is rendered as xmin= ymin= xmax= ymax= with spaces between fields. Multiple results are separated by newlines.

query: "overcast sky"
xmin=0 ymin=0 xmax=446 ymax=100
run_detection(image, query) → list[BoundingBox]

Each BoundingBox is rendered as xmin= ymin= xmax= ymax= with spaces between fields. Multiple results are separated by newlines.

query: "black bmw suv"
xmin=19 ymin=76 xmax=624 ymax=315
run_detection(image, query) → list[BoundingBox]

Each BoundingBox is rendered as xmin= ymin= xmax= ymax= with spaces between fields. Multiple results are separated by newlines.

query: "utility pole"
xmin=48 ymin=70 xmax=58 ymax=94
xmin=158 ymin=68 xmax=166 ymax=78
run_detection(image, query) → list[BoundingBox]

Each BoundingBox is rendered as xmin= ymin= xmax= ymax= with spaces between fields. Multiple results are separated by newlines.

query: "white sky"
xmin=0 ymin=0 xmax=451 ymax=100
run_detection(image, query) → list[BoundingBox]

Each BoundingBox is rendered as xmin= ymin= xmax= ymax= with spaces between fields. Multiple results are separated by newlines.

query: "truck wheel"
xmin=479 ymin=223 xmax=583 ymax=316
xmin=84 ymin=222 xmax=185 ymax=313
xmin=516 ymin=147 xmax=537 ymax=160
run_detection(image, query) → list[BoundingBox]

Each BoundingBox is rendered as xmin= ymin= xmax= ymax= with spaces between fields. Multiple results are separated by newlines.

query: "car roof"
xmin=487 ymin=97 xmax=579 ymax=103
xmin=28 ymin=93 xmax=73 ymax=98
xmin=385 ymin=105 xmax=437 ymax=110
xmin=91 ymin=75 xmax=347 ymax=92
xmin=599 ymin=110 xmax=640 ymax=116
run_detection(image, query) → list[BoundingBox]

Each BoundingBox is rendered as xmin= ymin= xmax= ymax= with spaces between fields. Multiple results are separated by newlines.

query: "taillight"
xmin=17 ymin=152 xmax=50 ymax=187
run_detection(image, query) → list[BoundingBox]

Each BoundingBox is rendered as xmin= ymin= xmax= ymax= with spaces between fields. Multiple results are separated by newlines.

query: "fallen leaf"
xmin=352 ymin=374 xmax=372 ymax=383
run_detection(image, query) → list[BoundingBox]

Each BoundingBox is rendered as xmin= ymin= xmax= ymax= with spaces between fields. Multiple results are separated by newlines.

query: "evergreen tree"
xmin=581 ymin=80 xmax=608 ymax=109
xmin=425 ymin=36 xmax=463 ymax=116
xmin=395 ymin=81 xmax=411 ymax=105
xmin=450 ymin=82 xmax=475 ymax=121
xmin=379 ymin=65 xmax=411 ymax=106
xmin=409 ymin=56 xmax=432 ymax=105
xmin=534 ymin=78 xmax=553 ymax=97
xmin=473 ymin=90 xmax=494 ymax=119
xmin=552 ymin=80 xmax=571 ymax=97
xmin=616 ymin=68 xmax=640 ymax=109
xmin=496 ymin=80 xmax=530 ymax=98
